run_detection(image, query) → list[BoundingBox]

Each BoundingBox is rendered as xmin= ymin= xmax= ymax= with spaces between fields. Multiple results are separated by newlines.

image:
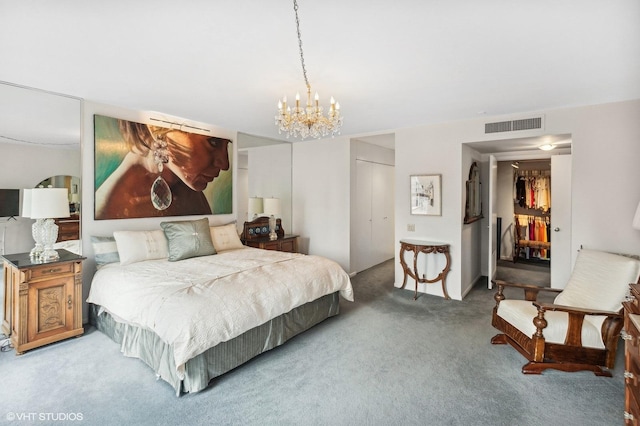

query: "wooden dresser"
xmin=623 ymin=283 xmax=640 ymax=425
xmin=244 ymin=235 xmax=299 ymax=253
xmin=2 ymin=249 xmax=85 ymax=354
xmin=54 ymin=213 xmax=80 ymax=242
xmin=241 ymin=216 xmax=299 ymax=253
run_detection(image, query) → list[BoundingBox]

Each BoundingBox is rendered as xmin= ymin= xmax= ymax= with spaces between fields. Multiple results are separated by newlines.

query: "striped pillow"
xmin=90 ymin=235 xmax=120 ymax=269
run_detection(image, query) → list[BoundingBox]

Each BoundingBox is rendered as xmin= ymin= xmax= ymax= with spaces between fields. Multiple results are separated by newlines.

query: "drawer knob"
xmin=68 ymin=295 xmax=72 ymax=310
xmin=624 ymin=411 xmax=634 ymax=421
xmin=624 ymin=371 xmax=635 ymax=379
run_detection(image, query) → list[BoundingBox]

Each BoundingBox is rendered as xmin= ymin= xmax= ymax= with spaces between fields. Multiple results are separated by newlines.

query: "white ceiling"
xmin=0 ymin=0 xmax=638 ymax=145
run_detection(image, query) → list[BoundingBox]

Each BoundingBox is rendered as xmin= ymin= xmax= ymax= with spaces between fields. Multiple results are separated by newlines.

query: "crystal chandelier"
xmin=275 ymin=0 xmax=343 ymax=139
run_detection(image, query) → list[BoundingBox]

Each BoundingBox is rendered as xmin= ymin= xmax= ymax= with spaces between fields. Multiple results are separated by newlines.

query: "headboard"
xmin=241 ymin=216 xmax=285 ymax=242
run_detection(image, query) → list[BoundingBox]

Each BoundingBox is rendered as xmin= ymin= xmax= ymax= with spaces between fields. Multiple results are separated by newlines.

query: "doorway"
xmin=464 ymin=134 xmax=572 ymax=289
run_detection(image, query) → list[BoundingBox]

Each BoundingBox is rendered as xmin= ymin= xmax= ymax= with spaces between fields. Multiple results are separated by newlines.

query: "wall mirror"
xmin=463 ymin=161 xmax=483 ymax=224
xmin=237 ymin=132 xmax=292 ymax=234
xmin=0 ymin=81 xmax=82 ymax=255
xmin=36 ymin=175 xmax=81 ymax=214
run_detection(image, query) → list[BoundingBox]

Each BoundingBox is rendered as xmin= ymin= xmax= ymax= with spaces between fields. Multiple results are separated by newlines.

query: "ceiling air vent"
xmin=485 ymin=116 xmax=543 ymax=134
xmin=485 ymin=121 xmax=512 ymax=133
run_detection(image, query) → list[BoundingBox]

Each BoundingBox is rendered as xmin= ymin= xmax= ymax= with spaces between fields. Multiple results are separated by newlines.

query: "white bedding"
xmin=53 ymin=239 xmax=81 ymax=255
xmin=87 ymin=247 xmax=353 ymax=378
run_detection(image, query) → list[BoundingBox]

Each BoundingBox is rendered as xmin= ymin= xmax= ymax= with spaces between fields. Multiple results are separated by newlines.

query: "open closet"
xmin=501 ymin=159 xmax=552 ymax=264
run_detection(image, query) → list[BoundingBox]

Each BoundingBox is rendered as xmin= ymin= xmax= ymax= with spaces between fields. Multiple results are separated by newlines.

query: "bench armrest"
xmin=492 ymin=279 xmax=562 ymax=304
xmin=532 ymin=302 xmax=623 ymax=318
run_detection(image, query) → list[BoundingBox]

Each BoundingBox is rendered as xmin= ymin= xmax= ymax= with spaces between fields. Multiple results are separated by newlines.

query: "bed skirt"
xmin=90 ymin=291 xmax=340 ymax=395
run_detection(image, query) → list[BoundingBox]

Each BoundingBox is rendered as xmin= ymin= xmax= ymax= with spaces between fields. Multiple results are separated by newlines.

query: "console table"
xmin=399 ymin=239 xmax=451 ymax=300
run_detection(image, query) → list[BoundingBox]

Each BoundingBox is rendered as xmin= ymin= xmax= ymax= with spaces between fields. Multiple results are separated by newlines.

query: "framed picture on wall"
xmin=410 ymin=174 xmax=441 ymax=216
xmin=93 ymin=114 xmax=233 ymax=220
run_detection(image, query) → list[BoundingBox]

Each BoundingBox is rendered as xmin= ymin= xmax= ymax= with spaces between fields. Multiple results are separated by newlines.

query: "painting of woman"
xmin=94 ymin=115 xmax=232 ymax=220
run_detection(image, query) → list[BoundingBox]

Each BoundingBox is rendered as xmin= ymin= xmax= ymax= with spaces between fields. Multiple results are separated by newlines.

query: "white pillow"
xmin=210 ymin=223 xmax=244 ymax=252
xmin=113 ymin=230 xmax=169 ymax=265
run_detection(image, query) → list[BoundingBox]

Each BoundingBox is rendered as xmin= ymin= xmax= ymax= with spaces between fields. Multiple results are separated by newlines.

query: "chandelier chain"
xmin=293 ymin=0 xmax=310 ymax=89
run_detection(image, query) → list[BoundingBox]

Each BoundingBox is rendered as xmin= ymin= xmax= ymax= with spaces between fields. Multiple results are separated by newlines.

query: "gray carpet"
xmin=0 ymin=259 xmax=624 ymax=425
xmin=496 ymin=259 xmax=550 ymax=287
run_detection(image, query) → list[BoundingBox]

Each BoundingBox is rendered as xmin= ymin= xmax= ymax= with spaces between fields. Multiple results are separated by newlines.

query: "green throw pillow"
xmin=160 ymin=218 xmax=216 ymax=261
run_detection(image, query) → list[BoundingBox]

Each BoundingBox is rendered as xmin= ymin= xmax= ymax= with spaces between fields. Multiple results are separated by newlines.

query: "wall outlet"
xmin=407 ymin=224 xmax=415 ymax=232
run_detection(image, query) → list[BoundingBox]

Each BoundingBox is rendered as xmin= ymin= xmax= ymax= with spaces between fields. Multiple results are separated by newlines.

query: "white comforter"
xmin=87 ymin=247 xmax=353 ymax=378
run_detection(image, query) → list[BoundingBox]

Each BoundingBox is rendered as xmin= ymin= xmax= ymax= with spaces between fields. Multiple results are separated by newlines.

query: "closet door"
xmin=355 ymin=160 xmax=373 ymax=272
xmin=355 ymin=160 xmax=395 ymax=272
xmin=371 ymin=163 xmax=395 ymax=265
xmin=550 ymin=155 xmax=572 ymax=289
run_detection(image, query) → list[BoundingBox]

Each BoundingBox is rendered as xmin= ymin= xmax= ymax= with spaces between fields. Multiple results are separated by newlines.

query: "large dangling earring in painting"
xmin=150 ymin=137 xmax=172 ymax=210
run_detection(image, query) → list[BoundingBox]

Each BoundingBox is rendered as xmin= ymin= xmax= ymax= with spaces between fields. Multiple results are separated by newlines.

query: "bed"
xmin=86 ymin=220 xmax=353 ymax=395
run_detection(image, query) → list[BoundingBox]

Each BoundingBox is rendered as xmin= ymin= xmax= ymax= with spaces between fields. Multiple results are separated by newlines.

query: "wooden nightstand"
xmin=2 ymin=249 xmax=85 ymax=354
xmin=241 ymin=216 xmax=299 ymax=253
xmin=244 ymin=235 xmax=299 ymax=253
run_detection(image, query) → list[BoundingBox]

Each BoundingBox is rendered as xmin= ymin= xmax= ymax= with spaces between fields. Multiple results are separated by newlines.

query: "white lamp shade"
xmin=248 ymin=197 xmax=264 ymax=218
xmin=263 ymin=198 xmax=281 ymax=217
xmin=633 ymin=201 xmax=640 ymax=230
xmin=22 ymin=189 xmax=32 ymax=218
xmin=28 ymin=187 xmax=70 ymax=219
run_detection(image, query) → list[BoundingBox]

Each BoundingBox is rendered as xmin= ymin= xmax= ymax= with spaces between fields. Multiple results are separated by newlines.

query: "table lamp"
xmin=248 ymin=196 xmax=264 ymax=221
xmin=24 ymin=187 xmax=70 ymax=262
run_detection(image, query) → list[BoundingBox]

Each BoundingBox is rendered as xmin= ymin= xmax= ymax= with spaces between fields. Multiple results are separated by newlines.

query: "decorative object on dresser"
xmin=22 ymin=187 xmax=71 ymax=262
xmin=1 ymin=249 xmax=85 ymax=354
xmin=623 ymin=283 xmax=640 ymax=424
xmin=241 ymin=216 xmax=298 ymax=253
xmin=491 ymin=248 xmax=640 ymax=376
xmin=263 ymin=197 xmax=281 ymax=241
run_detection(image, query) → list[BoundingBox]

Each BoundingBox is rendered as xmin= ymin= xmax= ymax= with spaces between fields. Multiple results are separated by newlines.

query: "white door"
xmin=371 ymin=163 xmax=395 ymax=264
xmin=550 ymin=155 xmax=572 ymax=289
xmin=355 ymin=160 xmax=373 ymax=272
xmin=487 ymin=155 xmax=498 ymax=288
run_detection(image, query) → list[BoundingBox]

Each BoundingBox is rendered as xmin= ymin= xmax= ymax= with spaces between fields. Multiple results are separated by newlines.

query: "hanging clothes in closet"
xmin=514 ymin=170 xmax=551 ymax=212
xmin=514 ymin=214 xmax=550 ymax=260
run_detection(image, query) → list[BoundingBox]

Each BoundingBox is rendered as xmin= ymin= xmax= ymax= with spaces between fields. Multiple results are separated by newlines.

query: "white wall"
xmin=80 ymin=101 xmax=237 ymax=321
xmin=393 ymin=121 xmax=466 ymax=300
xmin=392 ymin=99 xmax=640 ymax=301
xmin=292 ymin=137 xmax=351 ymax=270
xmin=559 ymin=101 xmax=640 ymax=259
xmin=0 ymin=143 xmax=81 ymax=255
